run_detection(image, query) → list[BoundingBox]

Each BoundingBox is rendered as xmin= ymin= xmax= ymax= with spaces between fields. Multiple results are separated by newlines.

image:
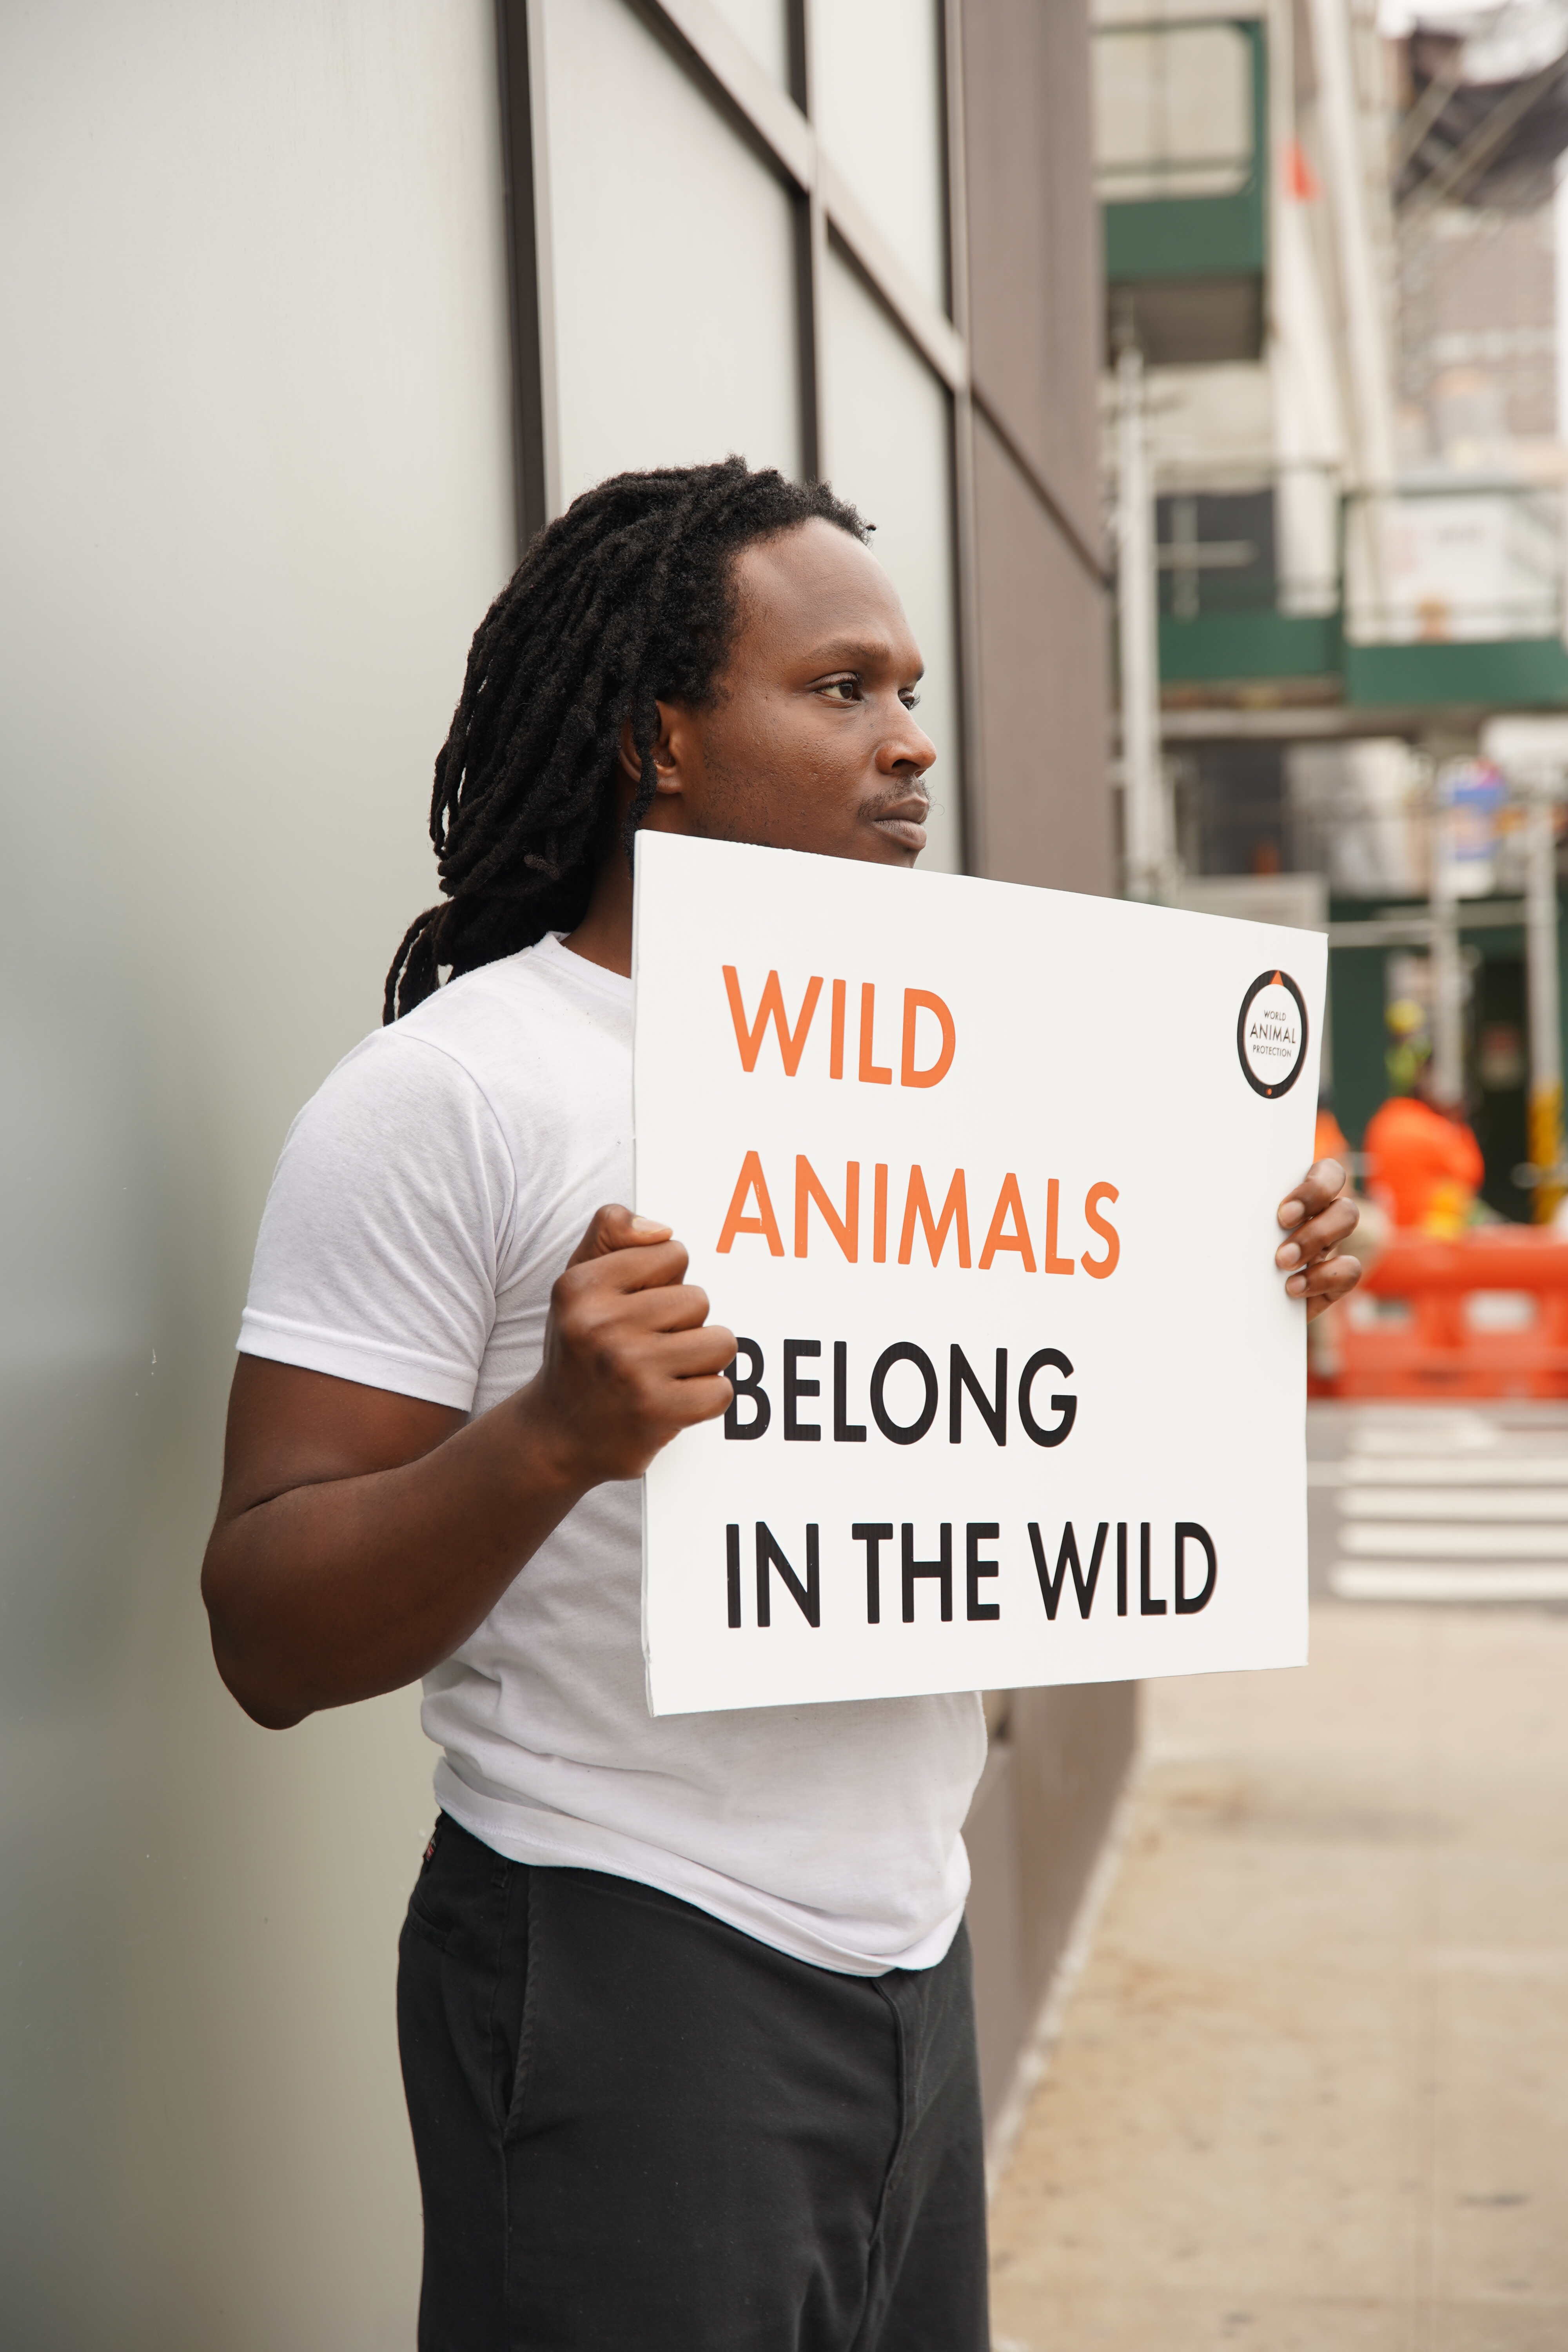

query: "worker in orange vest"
xmin=1363 ymin=1091 xmax=1484 ymax=1235
xmin=1306 ymin=1098 xmax=1367 ymax=1387
xmin=1314 ymin=1102 xmax=1351 ymax=1171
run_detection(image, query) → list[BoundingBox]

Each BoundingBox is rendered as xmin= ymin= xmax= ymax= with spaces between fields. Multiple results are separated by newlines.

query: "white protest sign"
xmin=633 ymin=833 xmax=1324 ymax=1717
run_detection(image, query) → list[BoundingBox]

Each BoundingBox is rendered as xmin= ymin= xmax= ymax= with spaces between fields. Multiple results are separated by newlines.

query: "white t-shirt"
xmin=239 ymin=932 xmax=986 ymax=1973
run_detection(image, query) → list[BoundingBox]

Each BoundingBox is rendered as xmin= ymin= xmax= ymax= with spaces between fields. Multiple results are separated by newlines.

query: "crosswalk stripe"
xmin=1342 ymin=1488 xmax=1568 ymax=1522
xmin=1346 ymin=1418 xmax=1500 ymax=1455
xmin=1317 ymin=1408 xmax=1568 ymax=1603
xmin=1325 ymin=1456 xmax=1568 ymax=1487
xmin=1330 ymin=1563 xmax=1568 ymax=1603
xmin=1341 ymin=1522 xmax=1568 ymax=1560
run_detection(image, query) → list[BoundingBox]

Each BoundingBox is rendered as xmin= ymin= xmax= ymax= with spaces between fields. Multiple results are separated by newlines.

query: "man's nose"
xmin=882 ymin=712 xmax=937 ymax=775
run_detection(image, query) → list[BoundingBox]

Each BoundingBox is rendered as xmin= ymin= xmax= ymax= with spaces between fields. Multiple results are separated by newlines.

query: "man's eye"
xmin=819 ymin=675 xmax=861 ymax=702
xmin=901 ymin=691 xmax=922 ymax=710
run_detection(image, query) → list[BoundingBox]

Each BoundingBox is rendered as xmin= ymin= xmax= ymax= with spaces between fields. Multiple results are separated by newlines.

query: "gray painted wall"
xmin=1 ymin=7 xmax=513 ymax=2340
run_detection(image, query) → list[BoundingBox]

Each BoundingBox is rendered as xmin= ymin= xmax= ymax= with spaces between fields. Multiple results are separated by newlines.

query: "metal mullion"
xmin=817 ymin=160 xmax=968 ymax=394
xmin=642 ymin=0 xmax=963 ymax=398
xmin=522 ymin=0 xmax=562 ymax=521
xmin=636 ymin=0 xmax=821 ymax=480
xmin=786 ymin=0 xmax=809 ymax=113
xmin=798 ymin=0 xmax=828 ymax=481
xmin=942 ymin=0 xmax=982 ymax=878
xmin=648 ymin=0 xmax=814 ymax=189
xmin=496 ymin=1 xmax=554 ymax=543
xmin=793 ymin=181 xmax=825 ymax=484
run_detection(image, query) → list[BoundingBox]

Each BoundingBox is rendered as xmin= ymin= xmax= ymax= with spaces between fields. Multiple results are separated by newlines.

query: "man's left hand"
xmin=1277 ymin=1159 xmax=1362 ymax=1324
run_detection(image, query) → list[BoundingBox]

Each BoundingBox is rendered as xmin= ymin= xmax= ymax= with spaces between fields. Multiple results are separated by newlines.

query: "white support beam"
xmin=1525 ymin=788 xmax=1564 ymax=1218
xmin=1117 ymin=347 xmax=1170 ymax=900
xmin=1428 ymin=787 xmax=1466 ymax=1109
xmin=1305 ymin=0 xmax=1396 ymax=489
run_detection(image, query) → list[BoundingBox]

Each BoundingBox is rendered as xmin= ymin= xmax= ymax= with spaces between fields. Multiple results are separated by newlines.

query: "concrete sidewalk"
xmin=988 ymin=1603 xmax=1568 ymax=2350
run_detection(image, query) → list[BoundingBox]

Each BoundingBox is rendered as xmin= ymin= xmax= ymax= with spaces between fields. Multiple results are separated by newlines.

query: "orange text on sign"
xmin=716 ymin=1154 xmax=1120 ymax=1279
xmin=723 ymin=967 xmax=955 ymax=1089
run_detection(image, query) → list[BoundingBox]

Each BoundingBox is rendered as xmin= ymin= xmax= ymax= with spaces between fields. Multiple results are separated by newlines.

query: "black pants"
xmin=397 ymin=1815 xmax=989 ymax=2350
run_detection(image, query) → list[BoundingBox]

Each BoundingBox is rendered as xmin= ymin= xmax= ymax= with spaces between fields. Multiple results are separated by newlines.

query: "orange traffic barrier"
xmin=1329 ymin=1229 xmax=1568 ymax=1399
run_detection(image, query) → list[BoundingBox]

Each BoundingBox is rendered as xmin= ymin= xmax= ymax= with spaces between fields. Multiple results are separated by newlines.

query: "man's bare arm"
xmin=201 ymin=1206 xmax=733 ymax=1729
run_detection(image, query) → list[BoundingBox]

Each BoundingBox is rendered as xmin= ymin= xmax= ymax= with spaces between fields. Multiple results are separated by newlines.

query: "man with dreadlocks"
xmin=203 ymin=458 xmax=1361 ymax=2348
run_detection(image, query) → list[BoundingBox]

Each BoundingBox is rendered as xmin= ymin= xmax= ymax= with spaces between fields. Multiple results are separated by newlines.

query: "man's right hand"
xmin=201 ymin=1204 xmax=732 ymax=1728
xmin=532 ymin=1204 xmax=735 ymax=1484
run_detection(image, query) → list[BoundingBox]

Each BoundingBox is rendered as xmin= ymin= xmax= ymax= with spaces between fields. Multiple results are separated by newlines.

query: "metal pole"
xmin=1525 ymin=786 xmax=1564 ymax=1221
xmin=1428 ymin=782 xmax=1465 ymax=1110
xmin=1117 ymin=345 xmax=1165 ymax=900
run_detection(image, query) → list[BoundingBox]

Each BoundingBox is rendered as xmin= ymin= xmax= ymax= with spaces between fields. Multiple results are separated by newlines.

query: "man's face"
xmin=637 ymin=517 xmax=937 ymax=866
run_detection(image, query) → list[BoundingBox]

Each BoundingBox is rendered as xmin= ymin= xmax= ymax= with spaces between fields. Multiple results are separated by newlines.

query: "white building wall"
xmin=0 ymin=6 xmax=514 ymax=2342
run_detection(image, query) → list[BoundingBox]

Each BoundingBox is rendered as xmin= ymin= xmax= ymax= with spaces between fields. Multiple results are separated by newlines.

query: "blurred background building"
xmin=1 ymin=4 xmax=1123 ymax=2343
xmin=1100 ymin=0 xmax=1568 ymax=1225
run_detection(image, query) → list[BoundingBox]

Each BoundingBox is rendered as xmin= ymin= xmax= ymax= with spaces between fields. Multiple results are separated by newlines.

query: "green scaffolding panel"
xmin=1158 ymin=609 xmax=1341 ymax=685
xmin=1101 ymin=19 xmax=1267 ymax=285
xmin=1345 ymin=637 xmax=1568 ymax=709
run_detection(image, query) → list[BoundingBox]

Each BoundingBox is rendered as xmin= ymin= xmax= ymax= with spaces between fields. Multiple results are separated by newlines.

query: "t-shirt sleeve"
xmin=238 ymin=1031 xmax=516 ymax=1411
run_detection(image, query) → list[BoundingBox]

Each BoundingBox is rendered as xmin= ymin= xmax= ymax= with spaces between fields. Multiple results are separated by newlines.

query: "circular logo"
xmin=1237 ymin=969 xmax=1308 ymax=1098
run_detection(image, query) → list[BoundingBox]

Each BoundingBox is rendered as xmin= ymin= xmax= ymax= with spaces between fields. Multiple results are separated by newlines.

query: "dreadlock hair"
xmin=384 ymin=457 xmax=869 ymax=1022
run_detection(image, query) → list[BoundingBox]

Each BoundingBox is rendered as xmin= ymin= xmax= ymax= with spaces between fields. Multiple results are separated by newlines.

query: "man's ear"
xmin=617 ymin=701 xmax=685 ymax=795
